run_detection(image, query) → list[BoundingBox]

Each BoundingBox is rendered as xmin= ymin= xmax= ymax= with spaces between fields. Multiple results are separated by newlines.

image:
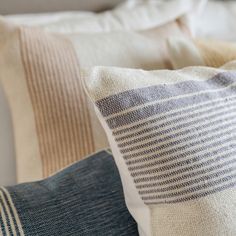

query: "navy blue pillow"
xmin=0 ymin=150 xmax=138 ymax=236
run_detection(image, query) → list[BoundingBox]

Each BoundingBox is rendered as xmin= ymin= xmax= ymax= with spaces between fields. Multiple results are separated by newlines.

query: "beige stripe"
xmin=19 ymin=27 xmax=95 ymax=177
xmin=0 ymin=192 xmax=17 ymax=235
xmin=1 ymin=188 xmax=24 ymax=236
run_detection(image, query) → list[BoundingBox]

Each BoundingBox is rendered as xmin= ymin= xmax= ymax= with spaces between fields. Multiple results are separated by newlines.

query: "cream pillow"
xmin=167 ymin=37 xmax=236 ymax=69
xmin=84 ymin=62 xmax=236 ymax=236
xmin=0 ymin=0 xmax=203 ymax=185
xmin=0 ymin=10 xmax=192 ymax=183
xmin=5 ymin=0 xmax=202 ymax=34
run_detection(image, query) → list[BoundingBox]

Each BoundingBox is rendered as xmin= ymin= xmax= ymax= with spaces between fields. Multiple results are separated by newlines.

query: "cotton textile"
xmin=0 ymin=150 xmax=138 ymax=236
xmin=0 ymin=7 xmax=191 ymax=183
xmin=167 ymin=37 xmax=236 ymax=68
xmin=84 ymin=63 xmax=236 ymax=236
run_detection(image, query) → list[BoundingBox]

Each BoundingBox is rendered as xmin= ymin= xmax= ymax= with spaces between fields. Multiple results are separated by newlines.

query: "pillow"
xmin=0 ymin=0 xmax=203 ymax=186
xmin=5 ymin=0 xmax=202 ymax=34
xmin=167 ymin=37 xmax=236 ymax=69
xmin=0 ymin=149 xmax=139 ymax=235
xmin=83 ymin=62 xmax=236 ymax=236
xmin=0 ymin=6 xmax=193 ymax=183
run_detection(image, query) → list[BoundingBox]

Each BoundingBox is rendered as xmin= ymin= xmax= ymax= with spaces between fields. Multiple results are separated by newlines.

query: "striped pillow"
xmin=167 ymin=37 xmax=236 ymax=69
xmin=84 ymin=63 xmax=236 ymax=236
xmin=0 ymin=150 xmax=138 ymax=236
xmin=0 ymin=14 xmax=191 ymax=183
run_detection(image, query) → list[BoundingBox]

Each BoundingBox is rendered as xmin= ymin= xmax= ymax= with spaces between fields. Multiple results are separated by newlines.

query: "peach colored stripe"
xmin=19 ymin=27 xmax=95 ymax=177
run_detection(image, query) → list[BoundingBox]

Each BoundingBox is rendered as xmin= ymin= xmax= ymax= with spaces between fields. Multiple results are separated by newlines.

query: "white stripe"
xmin=124 ymin=118 xmax=236 ymax=159
xmin=144 ymin=174 xmax=236 ymax=204
xmin=114 ymin=94 xmax=236 ymax=137
xmin=0 ymin=202 xmax=10 ymax=236
xmin=118 ymin=101 xmax=236 ymax=147
xmin=0 ymin=224 xmax=3 ymax=236
xmin=0 ymin=188 xmax=24 ymax=236
xmin=140 ymin=166 xmax=236 ymax=196
xmin=134 ymin=145 xmax=236 ymax=184
xmin=136 ymin=157 xmax=236 ymax=189
xmin=0 ymin=191 xmax=17 ymax=236
xmin=120 ymin=107 xmax=236 ymax=153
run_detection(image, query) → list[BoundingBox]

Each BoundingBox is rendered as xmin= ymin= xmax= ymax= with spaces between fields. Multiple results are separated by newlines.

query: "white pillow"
xmin=84 ymin=62 xmax=236 ymax=236
xmin=0 ymin=0 xmax=204 ymax=185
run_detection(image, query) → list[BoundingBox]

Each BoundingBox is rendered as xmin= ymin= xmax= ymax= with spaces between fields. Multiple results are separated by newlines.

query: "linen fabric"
xmin=0 ymin=150 xmax=139 ymax=236
xmin=0 ymin=3 xmax=192 ymax=183
xmin=0 ymin=0 xmax=204 ymax=186
xmin=83 ymin=62 xmax=236 ymax=236
xmin=5 ymin=0 xmax=203 ymax=34
xmin=167 ymin=37 xmax=236 ymax=69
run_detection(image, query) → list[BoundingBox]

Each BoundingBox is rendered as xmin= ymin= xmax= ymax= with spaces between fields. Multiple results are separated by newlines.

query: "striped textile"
xmin=19 ymin=27 xmax=95 ymax=177
xmin=85 ymin=65 xmax=236 ymax=236
xmin=0 ymin=150 xmax=138 ymax=236
xmin=0 ymin=187 xmax=24 ymax=236
xmin=0 ymin=16 xmax=190 ymax=182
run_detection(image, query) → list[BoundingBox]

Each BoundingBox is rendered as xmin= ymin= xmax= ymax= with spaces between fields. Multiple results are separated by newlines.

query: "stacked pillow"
xmin=167 ymin=37 xmax=236 ymax=68
xmin=84 ymin=62 xmax=236 ymax=236
xmin=0 ymin=150 xmax=139 ymax=235
xmin=0 ymin=0 xmax=197 ymax=183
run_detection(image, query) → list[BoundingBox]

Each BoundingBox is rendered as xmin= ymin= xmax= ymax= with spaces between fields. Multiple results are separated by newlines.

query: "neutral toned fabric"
xmin=0 ymin=150 xmax=139 ymax=236
xmin=5 ymin=0 xmax=201 ymax=34
xmin=84 ymin=62 xmax=236 ymax=236
xmin=195 ymin=0 xmax=236 ymax=41
xmin=167 ymin=37 xmax=236 ymax=69
xmin=0 ymin=0 xmax=201 ymax=185
xmin=0 ymin=6 xmax=192 ymax=183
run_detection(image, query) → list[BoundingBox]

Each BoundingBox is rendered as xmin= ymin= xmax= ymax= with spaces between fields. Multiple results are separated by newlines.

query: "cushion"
xmin=0 ymin=4 xmax=192 ymax=183
xmin=0 ymin=149 xmax=139 ymax=235
xmin=83 ymin=62 xmax=236 ymax=236
xmin=0 ymin=0 xmax=203 ymax=186
xmin=167 ymin=37 xmax=236 ymax=69
xmin=5 ymin=0 xmax=200 ymax=34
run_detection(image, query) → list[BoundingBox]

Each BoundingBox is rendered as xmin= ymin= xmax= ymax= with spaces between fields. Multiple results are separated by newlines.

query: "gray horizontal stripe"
xmin=107 ymin=85 xmax=236 ymax=129
xmin=145 ymin=181 xmax=236 ymax=205
xmin=97 ymin=72 xmax=236 ymax=117
xmin=113 ymin=96 xmax=236 ymax=137
xmin=120 ymin=112 xmax=236 ymax=154
xmin=139 ymin=165 xmax=236 ymax=195
xmin=123 ymin=123 xmax=236 ymax=160
xmin=132 ymin=145 xmax=236 ymax=179
xmin=135 ymin=142 xmax=236 ymax=187
xmin=117 ymin=101 xmax=236 ymax=147
xmin=141 ymin=173 xmax=236 ymax=201
xmin=127 ymin=136 xmax=236 ymax=167
xmin=134 ymin=154 xmax=236 ymax=184
xmin=129 ymin=140 xmax=236 ymax=172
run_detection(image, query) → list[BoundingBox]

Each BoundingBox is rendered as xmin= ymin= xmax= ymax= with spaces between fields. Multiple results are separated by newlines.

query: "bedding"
xmin=167 ymin=37 xmax=236 ymax=69
xmin=5 ymin=0 xmax=201 ymax=34
xmin=0 ymin=0 xmax=195 ymax=183
xmin=84 ymin=62 xmax=236 ymax=236
xmin=0 ymin=150 xmax=138 ymax=236
xmin=195 ymin=0 xmax=236 ymax=41
xmin=0 ymin=0 xmax=200 ymax=185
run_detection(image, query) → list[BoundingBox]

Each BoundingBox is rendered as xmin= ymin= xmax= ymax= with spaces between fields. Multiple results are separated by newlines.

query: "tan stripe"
xmin=0 ymin=192 xmax=17 ymax=235
xmin=1 ymin=188 xmax=24 ymax=236
xmin=19 ymin=27 xmax=95 ymax=177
